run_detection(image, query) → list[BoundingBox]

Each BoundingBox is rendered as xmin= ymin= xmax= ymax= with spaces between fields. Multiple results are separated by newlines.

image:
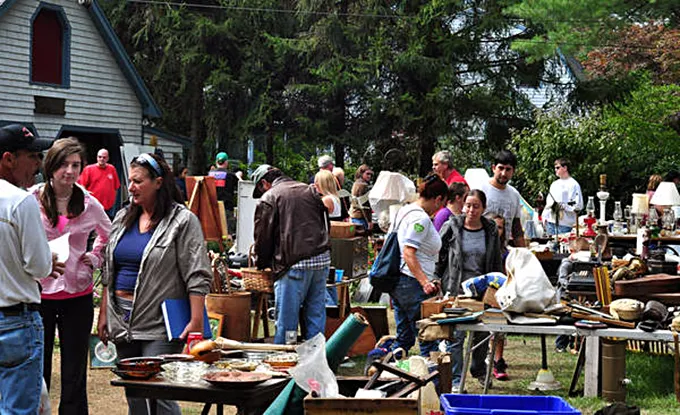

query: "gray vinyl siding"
xmin=0 ymin=0 xmax=142 ymax=142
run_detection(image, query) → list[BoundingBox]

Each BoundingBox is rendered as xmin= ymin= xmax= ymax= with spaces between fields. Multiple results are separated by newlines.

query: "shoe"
xmin=475 ymin=376 xmax=492 ymax=389
xmin=493 ymin=358 xmax=509 ymax=381
xmin=555 ymin=347 xmax=567 ymax=353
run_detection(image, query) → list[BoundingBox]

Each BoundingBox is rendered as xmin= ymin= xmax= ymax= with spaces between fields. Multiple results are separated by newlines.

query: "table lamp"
xmin=630 ymin=193 xmax=649 ymax=217
xmin=650 ymin=182 xmax=680 ymax=207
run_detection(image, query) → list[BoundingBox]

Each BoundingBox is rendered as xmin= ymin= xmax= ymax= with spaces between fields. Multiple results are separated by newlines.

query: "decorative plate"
xmin=202 ymin=371 xmax=272 ymax=388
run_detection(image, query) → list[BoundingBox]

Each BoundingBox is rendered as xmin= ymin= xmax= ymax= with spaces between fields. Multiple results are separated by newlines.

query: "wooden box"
xmin=421 ymin=296 xmax=485 ymax=318
xmin=330 ymin=222 xmax=356 ymax=239
xmin=330 ymin=236 xmax=368 ymax=278
xmin=304 ymin=395 xmax=418 ymax=415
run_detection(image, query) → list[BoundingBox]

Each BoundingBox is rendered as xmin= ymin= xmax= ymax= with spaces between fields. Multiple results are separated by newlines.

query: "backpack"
xmin=369 ymin=207 xmax=416 ymax=292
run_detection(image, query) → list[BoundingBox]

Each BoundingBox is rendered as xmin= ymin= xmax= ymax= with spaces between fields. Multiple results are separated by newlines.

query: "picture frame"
xmin=208 ymin=312 xmax=225 ymax=339
xmin=88 ymin=334 xmax=117 ymax=369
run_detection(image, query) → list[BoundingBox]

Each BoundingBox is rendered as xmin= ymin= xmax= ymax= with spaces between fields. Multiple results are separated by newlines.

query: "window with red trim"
xmin=32 ymin=9 xmax=63 ymax=85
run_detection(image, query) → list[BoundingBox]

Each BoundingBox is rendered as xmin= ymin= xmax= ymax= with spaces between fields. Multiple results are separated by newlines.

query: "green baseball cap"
xmin=216 ymin=152 xmax=228 ymax=163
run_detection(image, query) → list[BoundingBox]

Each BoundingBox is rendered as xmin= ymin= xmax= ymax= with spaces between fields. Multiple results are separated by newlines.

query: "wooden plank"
xmin=584 ymin=336 xmax=600 ymax=397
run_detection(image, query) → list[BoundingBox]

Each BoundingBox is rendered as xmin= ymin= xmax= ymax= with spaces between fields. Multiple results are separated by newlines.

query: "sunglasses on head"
xmin=134 ymin=153 xmax=163 ymax=177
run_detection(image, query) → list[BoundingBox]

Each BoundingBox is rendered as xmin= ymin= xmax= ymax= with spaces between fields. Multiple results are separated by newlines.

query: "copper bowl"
xmin=117 ymin=357 xmax=164 ymax=372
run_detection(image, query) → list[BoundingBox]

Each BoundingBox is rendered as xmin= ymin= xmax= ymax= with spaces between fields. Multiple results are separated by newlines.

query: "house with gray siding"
xmin=0 ymin=0 xmax=187 ymax=202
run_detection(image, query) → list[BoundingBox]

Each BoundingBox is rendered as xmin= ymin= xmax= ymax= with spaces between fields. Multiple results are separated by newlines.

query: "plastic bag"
xmin=39 ymin=379 xmax=51 ymax=415
xmin=496 ymin=248 xmax=558 ymax=313
xmin=289 ymin=333 xmax=339 ymax=398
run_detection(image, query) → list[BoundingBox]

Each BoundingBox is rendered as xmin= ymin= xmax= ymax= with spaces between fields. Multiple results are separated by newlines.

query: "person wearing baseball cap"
xmin=0 ymin=123 xmax=63 ymax=414
xmin=208 ymin=151 xmax=238 ymax=237
xmin=250 ymin=164 xmax=331 ymax=344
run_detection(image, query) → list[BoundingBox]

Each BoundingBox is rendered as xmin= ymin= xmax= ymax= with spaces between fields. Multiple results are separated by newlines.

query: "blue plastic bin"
xmin=440 ymin=394 xmax=581 ymax=415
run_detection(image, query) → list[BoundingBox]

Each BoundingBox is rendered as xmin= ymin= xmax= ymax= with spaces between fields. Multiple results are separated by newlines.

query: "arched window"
xmin=31 ymin=4 xmax=70 ymax=86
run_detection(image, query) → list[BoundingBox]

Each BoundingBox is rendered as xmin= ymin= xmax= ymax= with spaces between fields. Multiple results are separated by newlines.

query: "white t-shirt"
xmin=327 ymin=195 xmax=341 ymax=219
xmin=391 ymin=203 xmax=441 ymax=280
xmin=0 ymin=179 xmax=53 ymax=307
xmin=478 ymin=181 xmax=522 ymax=239
xmin=542 ymin=177 xmax=583 ymax=227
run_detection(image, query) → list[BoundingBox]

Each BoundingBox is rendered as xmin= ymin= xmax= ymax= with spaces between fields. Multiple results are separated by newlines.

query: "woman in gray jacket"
xmin=435 ymin=189 xmax=502 ymax=392
xmin=97 ymin=153 xmax=212 ymax=415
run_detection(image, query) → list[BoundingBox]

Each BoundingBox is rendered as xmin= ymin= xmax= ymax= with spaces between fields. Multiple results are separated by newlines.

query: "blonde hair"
xmin=570 ymin=237 xmax=590 ymax=252
xmin=648 ymin=174 xmax=663 ymax=191
xmin=315 ymin=170 xmax=338 ymax=196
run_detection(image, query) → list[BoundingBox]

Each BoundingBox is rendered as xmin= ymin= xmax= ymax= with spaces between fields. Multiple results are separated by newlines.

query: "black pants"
xmin=41 ymin=293 xmax=94 ymax=415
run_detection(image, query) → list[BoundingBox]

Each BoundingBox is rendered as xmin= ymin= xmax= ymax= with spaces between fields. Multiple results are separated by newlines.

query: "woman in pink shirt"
xmin=32 ymin=138 xmax=111 ymax=415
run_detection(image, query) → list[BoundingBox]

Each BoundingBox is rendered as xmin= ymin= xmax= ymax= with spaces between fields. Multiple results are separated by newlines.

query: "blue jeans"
xmin=390 ymin=274 xmax=435 ymax=356
xmin=545 ymin=222 xmax=573 ymax=235
xmin=0 ymin=309 xmax=44 ymax=415
xmin=274 ymin=267 xmax=328 ymax=344
xmin=325 ymin=287 xmax=338 ymax=306
xmin=115 ymin=340 xmax=183 ymax=415
xmin=448 ymin=329 xmax=489 ymax=386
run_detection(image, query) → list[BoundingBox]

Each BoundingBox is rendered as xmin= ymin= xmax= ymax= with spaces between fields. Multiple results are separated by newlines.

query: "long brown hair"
xmin=121 ymin=153 xmax=182 ymax=231
xmin=40 ymin=137 xmax=86 ymax=227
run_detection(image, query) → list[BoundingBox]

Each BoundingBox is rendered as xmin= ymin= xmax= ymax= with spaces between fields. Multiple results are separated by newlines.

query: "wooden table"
xmin=327 ymin=275 xmax=368 ymax=319
xmin=111 ymin=377 xmax=288 ymax=415
xmin=450 ymin=322 xmax=675 ymax=397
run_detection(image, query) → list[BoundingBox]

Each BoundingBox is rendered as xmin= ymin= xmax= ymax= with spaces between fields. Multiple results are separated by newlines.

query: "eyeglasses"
xmin=133 ymin=153 xmax=163 ymax=177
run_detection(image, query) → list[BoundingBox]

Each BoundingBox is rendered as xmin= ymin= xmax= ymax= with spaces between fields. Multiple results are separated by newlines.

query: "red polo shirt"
xmin=445 ymin=168 xmax=467 ymax=186
xmin=78 ymin=163 xmax=120 ymax=210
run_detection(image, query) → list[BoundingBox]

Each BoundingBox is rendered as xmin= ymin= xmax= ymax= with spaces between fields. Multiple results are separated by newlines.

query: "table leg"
xmin=459 ymin=331 xmax=474 ymax=394
xmin=201 ymin=403 xmax=212 ymax=415
xmin=584 ymin=336 xmax=600 ymax=397
xmin=148 ymin=399 xmax=158 ymax=415
xmin=252 ymin=292 xmax=262 ymax=340
xmin=337 ymin=284 xmax=350 ymax=319
xmin=483 ymin=334 xmax=498 ymax=394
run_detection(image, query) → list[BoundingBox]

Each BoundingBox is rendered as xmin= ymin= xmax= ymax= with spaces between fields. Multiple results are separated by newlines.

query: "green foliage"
xmin=512 ymin=79 xmax=680 ymax=208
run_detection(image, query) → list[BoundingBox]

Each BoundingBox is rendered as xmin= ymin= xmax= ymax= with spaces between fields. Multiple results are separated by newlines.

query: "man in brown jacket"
xmin=251 ymin=165 xmax=331 ymax=344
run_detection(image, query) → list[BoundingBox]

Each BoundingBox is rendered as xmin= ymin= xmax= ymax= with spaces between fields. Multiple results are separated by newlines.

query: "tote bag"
xmin=369 ymin=208 xmax=416 ymax=292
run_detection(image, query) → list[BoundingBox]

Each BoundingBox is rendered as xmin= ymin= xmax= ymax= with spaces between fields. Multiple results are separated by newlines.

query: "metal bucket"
xmin=601 ymin=338 xmax=627 ymax=402
xmin=206 ymin=292 xmax=252 ymax=341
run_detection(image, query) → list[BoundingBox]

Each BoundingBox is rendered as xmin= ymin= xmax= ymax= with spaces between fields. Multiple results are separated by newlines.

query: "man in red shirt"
xmin=78 ymin=148 xmax=120 ymax=218
xmin=432 ymin=150 xmax=467 ymax=185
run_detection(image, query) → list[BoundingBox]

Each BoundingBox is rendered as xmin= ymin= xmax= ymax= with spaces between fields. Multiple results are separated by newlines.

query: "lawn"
xmin=47 ymin=310 xmax=680 ymax=414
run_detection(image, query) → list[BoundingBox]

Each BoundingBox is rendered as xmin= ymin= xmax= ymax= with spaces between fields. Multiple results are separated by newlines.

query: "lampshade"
xmin=650 ymin=182 xmax=680 ymax=206
xmin=630 ymin=193 xmax=649 ymax=215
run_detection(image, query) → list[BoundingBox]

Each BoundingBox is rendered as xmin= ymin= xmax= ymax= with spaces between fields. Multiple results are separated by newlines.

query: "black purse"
xmin=369 ymin=208 xmax=416 ymax=292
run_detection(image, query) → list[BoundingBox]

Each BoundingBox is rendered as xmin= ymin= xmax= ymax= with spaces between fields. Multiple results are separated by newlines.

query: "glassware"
xmin=662 ymin=208 xmax=675 ymax=232
xmin=613 ymin=201 xmax=623 ymax=222
xmin=161 ymin=361 xmax=209 ymax=383
xmin=586 ymin=196 xmax=595 ymax=215
xmin=649 ymin=207 xmax=659 ymax=227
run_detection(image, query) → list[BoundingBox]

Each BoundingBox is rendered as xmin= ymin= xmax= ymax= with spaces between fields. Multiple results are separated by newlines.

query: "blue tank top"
xmin=113 ymin=219 xmax=153 ymax=292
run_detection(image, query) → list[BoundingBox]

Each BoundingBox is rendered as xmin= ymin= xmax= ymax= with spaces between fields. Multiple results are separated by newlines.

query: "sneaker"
xmin=493 ymin=359 xmax=509 ymax=381
xmin=555 ymin=347 xmax=567 ymax=353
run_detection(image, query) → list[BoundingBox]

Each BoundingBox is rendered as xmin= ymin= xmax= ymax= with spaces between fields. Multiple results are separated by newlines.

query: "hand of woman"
xmin=180 ymin=319 xmax=204 ymax=340
xmin=81 ymin=253 xmax=93 ymax=269
xmin=97 ymin=311 xmax=109 ymax=345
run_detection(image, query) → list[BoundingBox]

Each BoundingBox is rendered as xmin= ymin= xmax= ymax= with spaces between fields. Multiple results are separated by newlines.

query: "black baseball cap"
xmin=0 ymin=124 xmax=53 ymax=153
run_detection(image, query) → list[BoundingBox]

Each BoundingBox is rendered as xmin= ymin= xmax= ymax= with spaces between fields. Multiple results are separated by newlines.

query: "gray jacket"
xmin=102 ymin=203 xmax=212 ymax=343
xmin=435 ymin=214 xmax=503 ymax=296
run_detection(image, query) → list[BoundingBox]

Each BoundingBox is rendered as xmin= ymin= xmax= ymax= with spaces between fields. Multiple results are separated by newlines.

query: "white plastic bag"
xmin=289 ymin=333 xmax=339 ymax=398
xmin=495 ymin=248 xmax=558 ymax=313
xmin=39 ymin=379 xmax=51 ymax=415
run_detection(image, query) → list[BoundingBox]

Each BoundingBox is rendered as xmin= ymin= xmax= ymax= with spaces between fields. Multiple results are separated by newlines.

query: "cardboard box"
xmin=330 ymin=222 xmax=356 ymax=238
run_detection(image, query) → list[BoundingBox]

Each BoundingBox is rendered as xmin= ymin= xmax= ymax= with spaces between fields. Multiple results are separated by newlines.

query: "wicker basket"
xmin=241 ymin=246 xmax=273 ymax=293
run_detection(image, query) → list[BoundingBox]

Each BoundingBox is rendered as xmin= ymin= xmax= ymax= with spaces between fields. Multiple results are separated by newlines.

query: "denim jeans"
xmin=273 ymin=267 xmax=328 ymax=344
xmin=545 ymin=222 xmax=573 ymax=235
xmin=390 ymin=274 xmax=435 ymax=356
xmin=0 ymin=309 xmax=44 ymax=415
xmin=325 ymin=287 xmax=338 ymax=306
xmin=115 ymin=339 xmax=183 ymax=415
xmin=448 ymin=329 xmax=489 ymax=386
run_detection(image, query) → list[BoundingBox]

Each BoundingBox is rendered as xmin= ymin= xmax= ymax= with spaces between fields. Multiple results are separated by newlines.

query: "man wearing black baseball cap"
xmin=251 ymin=164 xmax=331 ymax=344
xmin=0 ymin=123 xmax=62 ymax=414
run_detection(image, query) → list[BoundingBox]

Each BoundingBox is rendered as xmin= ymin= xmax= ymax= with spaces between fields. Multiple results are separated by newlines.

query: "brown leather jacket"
xmin=253 ymin=176 xmax=331 ymax=279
